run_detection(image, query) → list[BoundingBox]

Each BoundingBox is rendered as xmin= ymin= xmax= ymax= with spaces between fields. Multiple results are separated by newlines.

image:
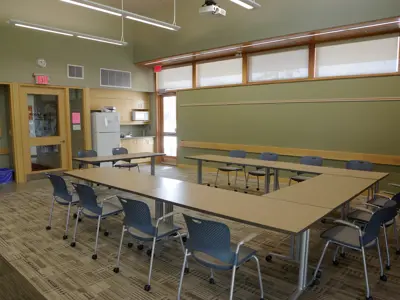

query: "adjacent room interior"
xmin=0 ymin=0 xmax=400 ymax=300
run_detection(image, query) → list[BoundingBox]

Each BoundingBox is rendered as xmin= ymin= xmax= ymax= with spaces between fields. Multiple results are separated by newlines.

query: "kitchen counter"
xmin=120 ymin=136 xmax=155 ymax=140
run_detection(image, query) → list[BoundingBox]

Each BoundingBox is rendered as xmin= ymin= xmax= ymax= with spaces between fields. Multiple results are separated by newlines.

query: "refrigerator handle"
xmin=104 ymin=117 xmax=108 ymax=127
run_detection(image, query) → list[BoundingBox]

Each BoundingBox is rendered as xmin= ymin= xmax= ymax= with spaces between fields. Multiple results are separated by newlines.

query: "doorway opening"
xmin=160 ymin=95 xmax=177 ymax=164
xmin=0 ymin=84 xmax=13 ymax=183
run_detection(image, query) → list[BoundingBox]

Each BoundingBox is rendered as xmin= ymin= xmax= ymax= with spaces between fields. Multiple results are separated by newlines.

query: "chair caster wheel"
xmin=215 ymin=186 xmax=218 ymax=188
xmin=386 ymin=265 xmax=391 ymax=270
xmin=146 ymin=249 xmax=152 ymax=257
xmin=246 ymin=186 xmax=249 ymax=189
xmin=137 ymin=244 xmax=144 ymax=250
xmin=46 ymin=226 xmax=51 ymax=230
xmin=265 ymin=255 xmax=272 ymax=262
xmin=396 ymin=249 xmax=400 ymax=255
xmin=182 ymin=236 xmax=187 ymax=243
xmin=234 ymin=190 xmax=237 ymax=192
xmin=63 ymin=235 xmax=68 ymax=240
xmin=92 ymin=254 xmax=97 ymax=260
xmin=380 ymin=275 xmax=387 ymax=282
xmin=366 ymin=297 xmax=373 ymax=300
xmin=128 ymin=242 xmax=133 ymax=248
xmin=321 ymin=219 xmax=326 ymax=224
xmin=333 ymin=260 xmax=339 ymax=266
xmin=228 ymin=183 xmax=231 ymax=186
xmin=104 ymin=231 xmax=109 ymax=237
xmin=244 ymin=191 xmax=248 ymax=194
xmin=311 ymin=278 xmax=320 ymax=286
xmin=78 ymin=218 xmax=82 ymax=222
xmin=184 ymin=267 xmax=190 ymax=274
xmin=73 ymin=213 xmax=77 ymax=219
xmin=340 ymin=252 xmax=346 ymax=258
xmin=209 ymin=278 xmax=215 ymax=284
xmin=256 ymin=188 xmax=260 ymax=191
xmin=207 ymin=184 xmax=210 ymax=186
xmin=314 ymin=270 xmax=322 ymax=278
xmin=70 ymin=242 xmax=76 ymax=247
xmin=113 ymin=267 xmax=119 ymax=273
xmin=144 ymin=284 xmax=151 ymax=292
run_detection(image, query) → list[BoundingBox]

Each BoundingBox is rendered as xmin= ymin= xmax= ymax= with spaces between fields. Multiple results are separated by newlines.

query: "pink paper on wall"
xmin=72 ymin=112 xmax=81 ymax=124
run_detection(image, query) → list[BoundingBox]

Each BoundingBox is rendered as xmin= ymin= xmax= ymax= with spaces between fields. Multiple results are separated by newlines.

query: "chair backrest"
xmin=183 ymin=214 xmax=234 ymax=264
xmin=346 ymin=160 xmax=373 ymax=171
xmin=46 ymin=174 xmax=71 ymax=201
xmin=77 ymin=150 xmax=98 ymax=158
xmin=391 ymin=192 xmax=400 ymax=210
xmin=118 ymin=197 xmax=155 ymax=235
xmin=112 ymin=147 xmax=128 ymax=155
xmin=300 ymin=156 xmax=323 ymax=166
xmin=362 ymin=200 xmax=397 ymax=245
xmin=229 ymin=150 xmax=246 ymax=159
xmin=260 ymin=152 xmax=278 ymax=161
xmin=71 ymin=183 xmax=101 ymax=215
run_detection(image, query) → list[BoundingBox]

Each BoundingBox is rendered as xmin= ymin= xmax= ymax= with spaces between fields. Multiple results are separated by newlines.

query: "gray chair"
xmin=70 ymin=183 xmax=123 ymax=260
xmin=112 ymin=147 xmax=140 ymax=172
xmin=177 ymin=214 xmax=264 ymax=300
xmin=311 ymin=204 xmax=391 ymax=300
xmin=113 ymin=197 xmax=185 ymax=292
xmin=347 ymin=198 xmax=399 ymax=270
xmin=77 ymin=149 xmax=100 ymax=168
xmin=289 ymin=156 xmax=323 ymax=185
xmin=245 ymin=152 xmax=278 ymax=191
xmin=214 ymin=150 xmax=247 ymax=191
xmin=45 ymin=174 xmax=79 ymax=239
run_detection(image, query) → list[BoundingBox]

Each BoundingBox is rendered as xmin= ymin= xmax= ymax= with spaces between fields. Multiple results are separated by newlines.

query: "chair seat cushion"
xmin=126 ymin=220 xmax=181 ymax=241
xmin=191 ymin=244 xmax=256 ymax=271
xmin=290 ymin=175 xmax=312 ymax=182
xmin=248 ymin=170 xmax=273 ymax=176
xmin=370 ymin=197 xmax=390 ymax=207
xmin=82 ymin=201 xmax=123 ymax=218
xmin=218 ymin=166 xmax=243 ymax=172
xmin=348 ymin=210 xmax=394 ymax=227
xmin=55 ymin=192 xmax=79 ymax=205
xmin=320 ymin=225 xmax=375 ymax=249
xmin=115 ymin=163 xmax=138 ymax=168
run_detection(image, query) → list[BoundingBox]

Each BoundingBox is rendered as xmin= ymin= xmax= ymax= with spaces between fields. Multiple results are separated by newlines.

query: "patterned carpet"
xmin=0 ymin=165 xmax=399 ymax=300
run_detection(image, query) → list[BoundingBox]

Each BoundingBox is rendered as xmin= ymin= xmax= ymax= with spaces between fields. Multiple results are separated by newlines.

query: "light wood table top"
xmin=186 ymin=154 xmax=388 ymax=180
xmin=265 ymin=174 xmax=376 ymax=209
xmin=65 ymin=167 xmax=330 ymax=234
xmin=72 ymin=152 xmax=165 ymax=163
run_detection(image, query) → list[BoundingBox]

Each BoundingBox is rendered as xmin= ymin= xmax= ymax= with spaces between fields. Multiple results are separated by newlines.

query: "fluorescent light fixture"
xmin=77 ymin=36 xmax=126 ymax=46
xmin=60 ymin=0 xmax=122 ymax=16
xmin=125 ymin=15 xmax=180 ymax=31
xmin=230 ymin=0 xmax=261 ymax=9
xmin=8 ymin=19 xmax=127 ymax=46
xmin=14 ymin=23 xmax=73 ymax=36
xmin=60 ymin=0 xmax=180 ymax=31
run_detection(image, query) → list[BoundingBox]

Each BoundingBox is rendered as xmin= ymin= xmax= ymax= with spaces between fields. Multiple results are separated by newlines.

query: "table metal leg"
xmin=155 ymin=201 xmax=164 ymax=219
xmin=164 ymin=202 xmax=174 ymax=225
xmin=151 ymin=157 xmax=156 ymax=176
xmin=197 ymin=160 xmax=203 ymax=184
xmin=290 ymin=229 xmax=310 ymax=300
xmin=264 ymin=167 xmax=271 ymax=194
xmin=274 ymin=169 xmax=280 ymax=191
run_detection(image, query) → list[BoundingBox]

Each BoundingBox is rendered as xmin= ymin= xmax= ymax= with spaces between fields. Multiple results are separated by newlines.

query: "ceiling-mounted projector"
xmin=199 ymin=0 xmax=227 ymax=16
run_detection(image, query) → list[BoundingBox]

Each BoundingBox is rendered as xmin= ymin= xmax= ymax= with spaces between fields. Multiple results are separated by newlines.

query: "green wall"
xmin=177 ymin=76 xmax=400 ymax=189
xmin=0 ymin=25 xmax=154 ymax=92
xmin=133 ymin=0 xmax=400 ymax=62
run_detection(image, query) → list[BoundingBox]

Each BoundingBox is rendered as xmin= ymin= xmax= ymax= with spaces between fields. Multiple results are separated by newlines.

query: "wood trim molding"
xmin=180 ymin=141 xmax=400 ymax=166
xmin=242 ymin=53 xmax=248 ymax=84
xmin=192 ymin=62 xmax=197 ymax=88
xmin=308 ymin=43 xmax=316 ymax=78
xmin=398 ymin=32 xmax=400 ymax=73
xmin=82 ymin=88 xmax=92 ymax=150
xmin=0 ymin=148 xmax=9 ymax=155
xmin=179 ymin=96 xmax=400 ymax=107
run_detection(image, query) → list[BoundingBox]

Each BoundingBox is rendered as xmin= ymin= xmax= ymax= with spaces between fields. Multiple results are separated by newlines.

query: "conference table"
xmin=72 ymin=152 xmax=166 ymax=176
xmin=64 ymin=166 xmax=380 ymax=299
xmin=185 ymin=154 xmax=388 ymax=193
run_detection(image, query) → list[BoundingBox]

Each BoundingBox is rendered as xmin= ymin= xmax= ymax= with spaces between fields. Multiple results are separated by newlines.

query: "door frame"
xmin=156 ymin=92 xmax=177 ymax=164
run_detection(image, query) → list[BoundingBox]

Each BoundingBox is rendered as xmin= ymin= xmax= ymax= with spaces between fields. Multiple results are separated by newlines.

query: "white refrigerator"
xmin=91 ymin=112 xmax=121 ymax=167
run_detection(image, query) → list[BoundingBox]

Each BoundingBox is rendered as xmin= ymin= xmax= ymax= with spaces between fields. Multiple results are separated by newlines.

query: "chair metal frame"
xmin=245 ymin=152 xmax=278 ymax=191
xmin=112 ymin=147 xmax=140 ymax=172
xmin=214 ymin=150 xmax=247 ymax=191
xmin=289 ymin=156 xmax=323 ymax=186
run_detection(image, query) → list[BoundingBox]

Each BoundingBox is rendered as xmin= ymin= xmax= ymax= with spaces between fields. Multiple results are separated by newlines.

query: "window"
xmin=316 ymin=35 xmax=399 ymax=77
xmin=249 ymin=48 xmax=309 ymax=82
xmin=197 ymin=58 xmax=242 ymax=87
xmin=158 ymin=65 xmax=192 ymax=90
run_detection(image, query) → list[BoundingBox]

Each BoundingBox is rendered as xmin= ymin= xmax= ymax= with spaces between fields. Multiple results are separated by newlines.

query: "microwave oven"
xmin=132 ymin=110 xmax=149 ymax=121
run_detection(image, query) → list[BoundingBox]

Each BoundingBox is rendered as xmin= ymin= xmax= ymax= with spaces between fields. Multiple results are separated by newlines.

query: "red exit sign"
xmin=33 ymin=74 xmax=49 ymax=85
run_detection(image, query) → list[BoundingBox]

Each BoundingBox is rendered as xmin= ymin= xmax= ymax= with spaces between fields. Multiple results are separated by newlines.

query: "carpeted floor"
xmin=0 ymin=164 xmax=399 ymax=300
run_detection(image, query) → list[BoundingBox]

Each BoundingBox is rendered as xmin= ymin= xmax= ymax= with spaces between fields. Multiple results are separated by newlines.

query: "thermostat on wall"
xmin=36 ymin=58 xmax=47 ymax=68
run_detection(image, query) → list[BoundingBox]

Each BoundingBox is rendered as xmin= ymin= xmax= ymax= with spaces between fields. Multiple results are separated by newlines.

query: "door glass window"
xmin=27 ymin=94 xmax=58 ymax=137
xmin=30 ymin=145 xmax=61 ymax=171
xmin=163 ymin=96 xmax=176 ymax=133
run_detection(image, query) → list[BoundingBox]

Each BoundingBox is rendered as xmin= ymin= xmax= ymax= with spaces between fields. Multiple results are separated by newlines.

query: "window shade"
xmin=197 ymin=58 xmax=243 ymax=87
xmin=158 ymin=65 xmax=193 ymax=90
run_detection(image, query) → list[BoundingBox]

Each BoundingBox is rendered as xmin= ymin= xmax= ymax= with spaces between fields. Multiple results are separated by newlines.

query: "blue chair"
xmin=112 ymin=147 xmax=140 ymax=172
xmin=311 ymin=204 xmax=392 ymax=300
xmin=347 ymin=197 xmax=400 ymax=270
xmin=77 ymin=149 xmax=100 ymax=168
xmin=289 ymin=156 xmax=323 ymax=185
xmin=177 ymin=214 xmax=264 ymax=300
xmin=346 ymin=160 xmax=374 ymax=200
xmin=245 ymin=152 xmax=278 ymax=191
xmin=214 ymin=150 xmax=247 ymax=191
xmin=45 ymin=174 xmax=79 ymax=239
xmin=113 ymin=197 xmax=185 ymax=292
xmin=70 ymin=183 xmax=123 ymax=260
